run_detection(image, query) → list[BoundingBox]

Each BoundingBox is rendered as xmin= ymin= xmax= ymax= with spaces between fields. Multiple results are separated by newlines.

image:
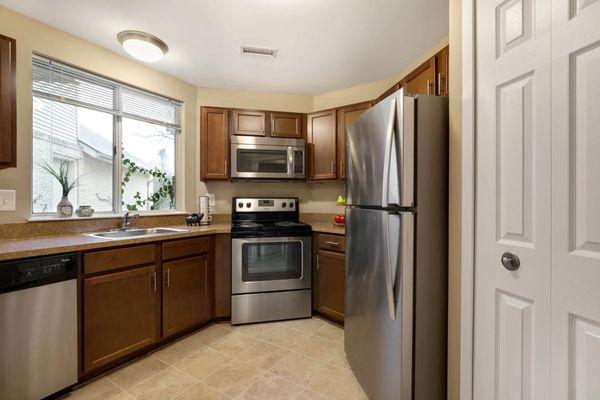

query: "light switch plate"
xmin=0 ymin=190 xmax=16 ymax=211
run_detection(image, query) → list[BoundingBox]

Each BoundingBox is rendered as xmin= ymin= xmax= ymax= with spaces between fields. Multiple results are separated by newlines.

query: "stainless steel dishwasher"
xmin=0 ymin=253 xmax=78 ymax=400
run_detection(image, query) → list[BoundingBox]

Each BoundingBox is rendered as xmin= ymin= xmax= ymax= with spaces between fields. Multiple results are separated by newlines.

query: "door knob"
xmin=501 ymin=252 xmax=520 ymax=271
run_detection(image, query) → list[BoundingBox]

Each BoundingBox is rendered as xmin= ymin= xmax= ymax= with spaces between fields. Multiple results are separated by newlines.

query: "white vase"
xmin=57 ymin=196 xmax=73 ymax=218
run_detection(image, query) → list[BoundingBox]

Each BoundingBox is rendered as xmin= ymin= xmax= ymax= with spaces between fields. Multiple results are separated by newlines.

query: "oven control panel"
xmin=235 ymin=198 xmax=297 ymax=212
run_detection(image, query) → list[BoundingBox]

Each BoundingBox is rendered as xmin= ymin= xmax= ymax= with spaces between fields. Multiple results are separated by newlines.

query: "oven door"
xmin=230 ymin=143 xmax=305 ymax=179
xmin=231 ymin=236 xmax=311 ymax=294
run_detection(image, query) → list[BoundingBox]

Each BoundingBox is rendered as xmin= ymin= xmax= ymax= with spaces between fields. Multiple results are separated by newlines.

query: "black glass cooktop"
xmin=230 ymin=197 xmax=311 ymax=238
xmin=231 ymin=220 xmax=312 ymax=238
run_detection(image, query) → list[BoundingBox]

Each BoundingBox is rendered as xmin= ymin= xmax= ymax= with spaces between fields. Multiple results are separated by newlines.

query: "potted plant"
xmin=40 ymin=160 xmax=79 ymax=217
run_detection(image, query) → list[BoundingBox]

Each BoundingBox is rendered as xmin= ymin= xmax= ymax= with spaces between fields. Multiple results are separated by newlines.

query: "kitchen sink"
xmin=84 ymin=227 xmax=189 ymax=240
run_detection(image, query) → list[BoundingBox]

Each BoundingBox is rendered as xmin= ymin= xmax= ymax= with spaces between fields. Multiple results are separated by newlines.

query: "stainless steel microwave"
xmin=230 ymin=136 xmax=305 ymax=180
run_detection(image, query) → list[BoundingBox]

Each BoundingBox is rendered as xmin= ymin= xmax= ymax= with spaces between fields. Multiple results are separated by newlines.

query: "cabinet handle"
xmin=316 ymin=254 xmax=321 ymax=270
xmin=166 ymin=268 xmax=170 ymax=288
xmin=225 ymin=160 xmax=228 ymax=175
xmin=331 ymin=161 xmax=336 ymax=175
xmin=152 ymin=271 xmax=157 ymax=292
xmin=326 ymin=241 xmax=340 ymax=247
xmin=427 ymin=80 xmax=432 ymax=95
xmin=437 ymin=73 xmax=441 ymax=96
xmin=341 ymin=160 xmax=344 ymax=176
xmin=445 ymin=52 xmax=449 ymax=94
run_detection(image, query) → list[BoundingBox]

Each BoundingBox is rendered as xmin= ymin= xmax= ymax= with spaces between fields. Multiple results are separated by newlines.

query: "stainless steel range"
xmin=230 ymin=197 xmax=312 ymax=325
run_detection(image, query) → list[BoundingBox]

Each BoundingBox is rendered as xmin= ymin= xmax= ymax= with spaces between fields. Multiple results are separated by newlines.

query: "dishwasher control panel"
xmin=0 ymin=253 xmax=77 ymax=294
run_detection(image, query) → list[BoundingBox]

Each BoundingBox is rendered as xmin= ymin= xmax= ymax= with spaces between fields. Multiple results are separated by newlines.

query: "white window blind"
xmin=32 ymin=55 xmax=182 ymax=131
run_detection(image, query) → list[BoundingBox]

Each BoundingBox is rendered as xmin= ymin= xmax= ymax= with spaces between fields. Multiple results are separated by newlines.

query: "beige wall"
xmin=0 ymin=4 xmax=449 ymax=224
xmin=0 ymin=6 xmax=198 ymax=223
xmin=312 ymin=36 xmax=449 ymax=111
xmin=448 ymin=0 xmax=462 ymax=398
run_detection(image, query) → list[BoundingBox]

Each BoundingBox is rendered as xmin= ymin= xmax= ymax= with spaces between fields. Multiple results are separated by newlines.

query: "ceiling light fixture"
xmin=117 ymin=30 xmax=168 ymax=63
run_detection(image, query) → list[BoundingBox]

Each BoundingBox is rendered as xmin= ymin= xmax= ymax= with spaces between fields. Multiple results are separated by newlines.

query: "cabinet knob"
xmin=501 ymin=252 xmax=520 ymax=271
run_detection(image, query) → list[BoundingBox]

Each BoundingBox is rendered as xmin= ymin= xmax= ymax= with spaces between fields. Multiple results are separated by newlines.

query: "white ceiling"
xmin=0 ymin=0 xmax=449 ymax=95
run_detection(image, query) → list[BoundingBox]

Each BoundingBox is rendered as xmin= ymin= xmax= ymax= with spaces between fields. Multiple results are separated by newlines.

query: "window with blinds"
xmin=31 ymin=55 xmax=182 ymax=215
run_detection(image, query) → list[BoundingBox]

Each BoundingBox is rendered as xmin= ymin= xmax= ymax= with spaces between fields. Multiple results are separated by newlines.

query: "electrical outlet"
xmin=0 ymin=190 xmax=16 ymax=211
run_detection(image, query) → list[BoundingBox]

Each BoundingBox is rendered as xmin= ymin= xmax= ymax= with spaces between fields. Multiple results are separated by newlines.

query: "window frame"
xmin=30 ymin=55 xmax=183 ymax=218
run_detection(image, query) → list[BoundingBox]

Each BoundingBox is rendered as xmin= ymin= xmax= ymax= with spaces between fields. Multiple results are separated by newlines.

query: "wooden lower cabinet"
xmin=83 ymin=265 xmax=158 ymax=373
xmin=214 ymin=233 xmax=231 ymax=319
xmin=162 ymin=254 xmax=211 ymax=337
xmin=314 ymin=234 xmax=346 ymax=324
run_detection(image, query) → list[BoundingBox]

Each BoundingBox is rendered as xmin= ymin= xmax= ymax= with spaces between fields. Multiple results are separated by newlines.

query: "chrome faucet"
xmin=120 ymin=212 xmax=139 ymax=230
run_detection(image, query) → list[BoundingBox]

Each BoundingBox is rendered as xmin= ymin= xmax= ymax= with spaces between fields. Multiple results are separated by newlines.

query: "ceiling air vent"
xmin=240 ymin=46 xmax=277 ymax=58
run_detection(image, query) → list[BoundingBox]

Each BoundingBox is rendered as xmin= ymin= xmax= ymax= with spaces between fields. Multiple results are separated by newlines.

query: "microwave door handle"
xmin=288 ymin=147 xmax=294 ymax=177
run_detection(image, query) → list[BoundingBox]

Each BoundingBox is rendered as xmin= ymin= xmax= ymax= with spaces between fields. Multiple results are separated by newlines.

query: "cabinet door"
xmin=316 ymin=249 xmax=345 ymax=323
xmin=307 ymin=109 xmax=337 ymax=180
xmin=270 ymin=112 xmax=303 ymax=138
xmin=403 ymin=58 xmax=436 ymax=95
xmin=232 ymin=109 xmax=266 ymax=136
xmin=337 ymin=102 xmax=372 ymax=179
xmin=83 ymin=265 xmax=158 ymax=373
xmin=0 ymin=34 xmax=16 ymax=169
xmin=214 ymin=234 xmax=231 ymax=319
xmin=163 ymin=254 xmax=211 ymax=337
xmin=200 ymin=107 xmax=229 ymax=180
xmin=435 ymin=46 xmax=449 ymax=96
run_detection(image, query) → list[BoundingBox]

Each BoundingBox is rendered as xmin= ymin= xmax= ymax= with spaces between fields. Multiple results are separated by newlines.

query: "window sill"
xmin=28 ymin=210 xmax=188 ymax=222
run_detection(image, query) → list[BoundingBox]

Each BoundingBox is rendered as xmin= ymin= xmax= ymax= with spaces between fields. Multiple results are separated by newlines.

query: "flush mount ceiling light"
xmin=117 ymin=30 xmax=168 ymax=63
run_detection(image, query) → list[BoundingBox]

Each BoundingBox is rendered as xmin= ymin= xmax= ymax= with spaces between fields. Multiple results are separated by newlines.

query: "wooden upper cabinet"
xmin=270 ymin=112 xmax=303 ymax=138
xmin=375 ymin=83 xmax=400 ymax=105
xmin=0 ymin=34 xmax=16 ymax=169
xmin=403 ymin=58 xmax=436 ymax=95
xmin=307 ymin=109 xmax=337 ymax=181
xmin=83 ymin=265 xmax=158 ymax=373
xmin=336 ymin=101 xmax=372 ymax=180
xmin=232 ymin=109 xmax=266 ymax=136
xmin=162 ymin=254 xmax=212 ymax=337
xmin=200 ymin=107 xmax=229 ymax=180
xmin=435 ymin=46 xmax=449 ymax=96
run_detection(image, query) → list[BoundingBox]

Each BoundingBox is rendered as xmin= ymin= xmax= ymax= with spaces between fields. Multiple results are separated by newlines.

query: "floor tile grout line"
xmin=69 ymin=319 xmax=351 ymax=400
xmin=119 ymin=360 xmax=187 ymax=395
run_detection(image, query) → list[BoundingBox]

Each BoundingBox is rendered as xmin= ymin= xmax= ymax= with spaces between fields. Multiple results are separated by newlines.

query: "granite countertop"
xmin=0 ymin=224 xmax=231 ymax=262
xmin=308 ymin=222 xmax=345 ymax=235
xmin=0 ymin=220 xmax=345 ymax=263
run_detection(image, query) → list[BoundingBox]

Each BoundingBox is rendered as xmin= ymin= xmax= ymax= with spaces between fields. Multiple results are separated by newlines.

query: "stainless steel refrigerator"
xmin=345 ymin=89 xmax=448 ymax=400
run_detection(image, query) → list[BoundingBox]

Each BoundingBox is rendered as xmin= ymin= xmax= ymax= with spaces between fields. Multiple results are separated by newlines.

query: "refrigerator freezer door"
xmin=346 ymin=89 xmax=415 ymax=208
xmin=345 ymin=207 xmax=414 ymax=400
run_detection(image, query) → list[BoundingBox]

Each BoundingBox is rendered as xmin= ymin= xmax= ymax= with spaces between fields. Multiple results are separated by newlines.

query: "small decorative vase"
xmin=76 ymin=205 xmax=94 ymax=218
xmin=57 ymin=196 xmax=73 ymax=218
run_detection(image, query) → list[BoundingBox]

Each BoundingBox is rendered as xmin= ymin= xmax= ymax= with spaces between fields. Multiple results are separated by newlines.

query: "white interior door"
xmin=550 ymin=1 xmax=600 ymax=399
xmin=474 ymin=0 xmax=552 ymax=399
xmin=475 ymin=0 xmax=600 ymax=398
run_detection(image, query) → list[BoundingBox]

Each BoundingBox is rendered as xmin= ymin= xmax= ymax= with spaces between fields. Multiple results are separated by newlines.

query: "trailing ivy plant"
xmin=121 ymin=156 xmax=175 ymax=211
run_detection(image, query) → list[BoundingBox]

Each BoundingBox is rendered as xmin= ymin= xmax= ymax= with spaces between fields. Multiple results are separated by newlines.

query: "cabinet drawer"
xmin=318 ymin=234 xmax=345 ymax=252
xmin=84 ymin=244 xmax=156 ymax=274
xmin=162 ymin=237 xmax=211 ymax=261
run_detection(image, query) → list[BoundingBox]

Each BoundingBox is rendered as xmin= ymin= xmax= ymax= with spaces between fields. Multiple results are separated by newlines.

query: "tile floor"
xmin=63 ymin=317 xmax=368 ymax=400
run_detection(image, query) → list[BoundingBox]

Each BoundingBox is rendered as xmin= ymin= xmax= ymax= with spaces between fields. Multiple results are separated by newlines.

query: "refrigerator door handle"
xmin=381 ymin=98 xmax=397 ymax=208
xmin=382 ymin=212 xmax=397 ymax=320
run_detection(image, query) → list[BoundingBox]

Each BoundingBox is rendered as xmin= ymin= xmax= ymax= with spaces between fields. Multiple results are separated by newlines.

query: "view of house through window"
xmin=31 ymin=56 xmax=181 ymax=215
